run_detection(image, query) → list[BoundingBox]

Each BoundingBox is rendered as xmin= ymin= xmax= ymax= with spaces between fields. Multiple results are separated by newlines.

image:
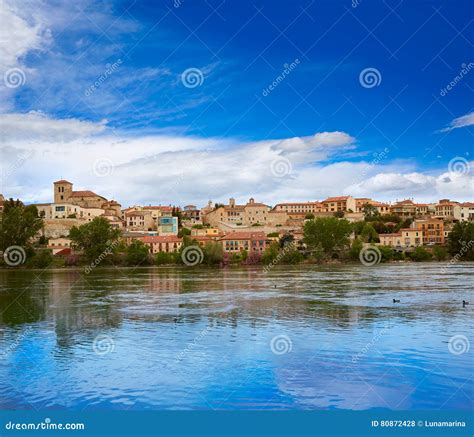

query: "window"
xmin=55 ymin=206 xmax=65 ymax=212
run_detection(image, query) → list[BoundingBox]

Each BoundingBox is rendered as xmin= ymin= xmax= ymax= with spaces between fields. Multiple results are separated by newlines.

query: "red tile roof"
xmin=69 ymin=190 xmax=102 ymax=198
xmin=219 ymin=231 xmax=266 ymax=241
xmin=53 ymin=179 xmax=72 ymax=184
xmin=323 ymin=196 xmax=351 ymax=202
xmin=140 ymin=236 xmax=182 ymax=243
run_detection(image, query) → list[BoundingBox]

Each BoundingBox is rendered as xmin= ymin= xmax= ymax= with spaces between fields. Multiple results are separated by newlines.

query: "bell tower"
xmin=53 ymin=180 xmax=73 ymax=203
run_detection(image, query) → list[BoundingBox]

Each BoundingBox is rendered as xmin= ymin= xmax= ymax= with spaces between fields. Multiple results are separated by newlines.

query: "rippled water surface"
xmin=0 ymin=263 xmax=472 ymax=410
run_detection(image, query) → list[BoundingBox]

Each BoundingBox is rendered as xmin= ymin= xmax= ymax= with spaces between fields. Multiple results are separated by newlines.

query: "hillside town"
xmin=0 ymin=179 xmax=472 ymax=260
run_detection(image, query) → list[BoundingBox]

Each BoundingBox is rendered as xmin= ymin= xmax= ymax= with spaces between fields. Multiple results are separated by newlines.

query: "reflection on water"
xmin=0 ymin=263 xmax=472 ymax=410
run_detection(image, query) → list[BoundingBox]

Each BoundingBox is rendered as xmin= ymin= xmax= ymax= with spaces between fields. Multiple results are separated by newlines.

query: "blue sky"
xmin=0 ymin=0 xmax=473 ymax=206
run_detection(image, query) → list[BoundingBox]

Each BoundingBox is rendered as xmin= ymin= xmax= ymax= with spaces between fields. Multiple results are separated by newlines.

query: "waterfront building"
xmin=140 ymin=235 xmax=183 ymax=253
xmin=219 ymin=231 xmax=267 ymax=253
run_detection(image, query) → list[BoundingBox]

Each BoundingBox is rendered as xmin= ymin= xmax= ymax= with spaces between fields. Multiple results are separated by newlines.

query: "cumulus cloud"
xmin=440 ymin=111 xmax=474 ymax=132
xmin=1 ymin=113 xmax=472 ymax=207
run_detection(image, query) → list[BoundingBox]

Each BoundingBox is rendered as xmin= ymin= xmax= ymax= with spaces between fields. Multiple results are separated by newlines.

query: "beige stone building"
xmin=203 ymin=198 xmax=274 ymax=227
xmin=355 ymin=198 xmax=391 ymax=215
xmin=435 ymin=199 xmax=462 ymax=221
xmin=219 ymin=231 xmax=267 ymax=253
xmin=321 ymin=196 xmax=356 ymax=213
xmin=140 ymin=235 xmax=183 ymax=254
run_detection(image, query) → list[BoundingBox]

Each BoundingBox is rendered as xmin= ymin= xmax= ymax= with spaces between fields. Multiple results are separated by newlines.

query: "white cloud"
xmin=440 ymin=111 xmax=474 ymax=132
xmin=1 ymin=113 xmax=472 ymax=207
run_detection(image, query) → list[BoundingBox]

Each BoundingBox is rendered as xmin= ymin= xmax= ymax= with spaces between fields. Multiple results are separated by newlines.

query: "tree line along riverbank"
xmin=0 ymin=199 xmax=473 ymax=270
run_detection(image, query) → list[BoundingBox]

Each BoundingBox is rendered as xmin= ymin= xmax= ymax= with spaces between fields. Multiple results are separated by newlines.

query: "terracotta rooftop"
xmin=140 ymin=236 xmax=182 ymax=243
xmin=219 ymin=231 xmax=266 ymax=241
xmin=69 ymin=190 xmax=102 ymax=198
xmin=53 ymin=179 xmax=72 ymax=184
xmin=323 ymin=196 xmax=351 ymax=202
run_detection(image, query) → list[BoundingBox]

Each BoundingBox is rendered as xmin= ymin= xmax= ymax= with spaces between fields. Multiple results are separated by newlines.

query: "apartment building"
xmin=140 ymin=235 xmax=183 ymax=253
xmin=219 ymin=231 xmax=267 ymax=253
xmin=321 ymin=196 xmax=356 ymax=213
xmin=435 ymin=199 xmax=462 ymax=221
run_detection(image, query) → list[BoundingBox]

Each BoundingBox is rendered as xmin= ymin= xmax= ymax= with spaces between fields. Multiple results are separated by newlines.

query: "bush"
xmin=407 ymin=246 xmax=432 ymax=262
xmin=349 ymin=238 xmax=363 ymax=261
xmin=155 ymin=252 xmax=177 ymax=265
xmin=432 ymin=246 xmax=448 ymax=261
xmin=378 ymin=245 xmax=394 ymax=262
xmin=26 ymin=250 xmax=53 ymax=268
xmin=125 ymin=240 xmax=150 ymax=266
xmin=203 ymin=242 xmax=224 ymax=266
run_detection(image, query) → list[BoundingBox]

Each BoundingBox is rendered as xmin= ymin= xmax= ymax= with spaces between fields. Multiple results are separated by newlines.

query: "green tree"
xmin=408 ymin=247 xmax=432 ymax=262
xmin=360 ymin=223 xmax=379 ymax=243
xmin=26 ymin=249 xmax=53 ymax=268
xmin=203 ymin=242 xmax=224 ymax=265
xmin=69 ymin=217 xmax=120 ymax=263
xmin=349 ymin=238 xmax=363 ymax=260
xmin=0 ymin=199 xmax=43 ymax=251
xmin=334 ymin=210 xmax=345 ymax=218
xmin=432 ymin=245 xmax=448 ymax=261
xmin=155 ymin=251 xmax=177 ymax=265
xmin=125 ymin=240 xmax=150 ymax=266
xmin=305 ymin=213 xmax=315 ymax=220
xmin=178 ymin=227 xmax=191 ymax=237
xmin=304 ymin=217 xmax=352 ymax=256
xmin=362 ymin=203 xmax=379 ymax=219
xmin=447 ymin=222 xmax=474 ymax=261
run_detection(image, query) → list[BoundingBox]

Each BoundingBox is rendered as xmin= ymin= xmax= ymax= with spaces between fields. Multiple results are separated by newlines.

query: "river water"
xmin=0 ymin=263 xmax=472 ymax=410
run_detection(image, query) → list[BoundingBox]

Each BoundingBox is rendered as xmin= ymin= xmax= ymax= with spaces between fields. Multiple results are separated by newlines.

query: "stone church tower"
xmin=53 ymin=180 xmax=73 ymax=203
